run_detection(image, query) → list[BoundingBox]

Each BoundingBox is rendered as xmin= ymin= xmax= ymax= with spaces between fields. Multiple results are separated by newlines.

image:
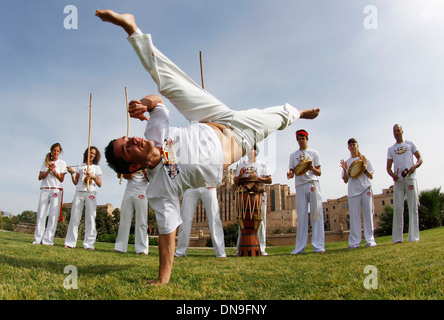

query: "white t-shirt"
xmin=387 ymin=140 xmax=418 ymax=181
xmin=75 ymin=164 xmax=102 ymax=192
xmin=39 ymin=159 xmax=67 ymax=189
xmin=342 ymin=156 xmax=373 ymax=198
xmin=288 ymin=148 xmax=321 ymax=187
xmin=144 ymin=103 xmax=224 ymax=199
xmin=235 ymin=160 xmax=270 ymax=187
xmin=125 ymin=170 xmax=149 ymax=194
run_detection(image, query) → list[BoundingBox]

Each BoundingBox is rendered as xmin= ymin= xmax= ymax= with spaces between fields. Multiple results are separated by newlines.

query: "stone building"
xmin=62 ymin=202 xmax=115 ymax=216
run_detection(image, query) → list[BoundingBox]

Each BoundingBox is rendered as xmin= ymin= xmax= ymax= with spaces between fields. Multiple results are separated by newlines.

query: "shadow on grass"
xmin=0 ymin=253 xmax=137 ymax=275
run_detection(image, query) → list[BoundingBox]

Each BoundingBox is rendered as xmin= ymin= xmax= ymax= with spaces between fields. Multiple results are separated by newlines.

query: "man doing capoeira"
xmin=96 ymin=9 xmax=320 ymax=285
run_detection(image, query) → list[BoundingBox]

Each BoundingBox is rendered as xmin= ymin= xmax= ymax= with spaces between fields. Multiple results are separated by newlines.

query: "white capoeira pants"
xmin=64 ymin=191 xmax=98 ymax=249
xmin=175 ymin=187 xmax=226 ymax=257
xmin=292 ymin=181 xmax=325 ymax=254
xmin=114 ymin=191 xmax=149 ymax=254
xmin=128 ymin=30 xmax=301 ymax=156
xmin=33 ymin=188 xmax=62 ymax=245
xmin=348 ymin=188 xmax=376 ymax=248
xmin=392 ymin=179 xmax=420 ymax=243
xmin=236 ymin=192 xmax=268 ymax=254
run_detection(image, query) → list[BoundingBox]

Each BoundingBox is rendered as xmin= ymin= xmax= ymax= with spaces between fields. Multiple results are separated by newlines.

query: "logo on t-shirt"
xmin=161 ymin=138 xmax=180 ymax=179
xmin=245 ymin=166 xmax=258 ymax=176
xmin=394 ymin=146 xmax=407 ymax=155
xmin=298 ymin=153 xmax=310 ymax=162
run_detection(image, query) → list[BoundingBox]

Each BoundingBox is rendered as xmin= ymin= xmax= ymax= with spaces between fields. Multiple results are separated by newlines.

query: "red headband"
xmin=296 ymin=130 xmax=308 ymax=137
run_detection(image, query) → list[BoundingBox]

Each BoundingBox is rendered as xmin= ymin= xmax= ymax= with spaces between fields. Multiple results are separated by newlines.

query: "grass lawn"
xmin=1 ymin=227 xmax=443 ymax=300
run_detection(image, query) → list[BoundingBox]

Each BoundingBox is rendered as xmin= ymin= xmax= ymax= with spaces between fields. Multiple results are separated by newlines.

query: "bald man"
xmin=387 ymin=124 xmax=423 ymax=243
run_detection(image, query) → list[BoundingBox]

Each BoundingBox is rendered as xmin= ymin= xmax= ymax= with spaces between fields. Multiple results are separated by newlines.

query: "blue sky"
xmin=1 ymin=0 xmax=443 ymax=215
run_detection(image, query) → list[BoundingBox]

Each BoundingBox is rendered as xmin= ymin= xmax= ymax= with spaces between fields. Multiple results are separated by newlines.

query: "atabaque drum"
xmin=235 ymin=187 xmax=263 ymax=257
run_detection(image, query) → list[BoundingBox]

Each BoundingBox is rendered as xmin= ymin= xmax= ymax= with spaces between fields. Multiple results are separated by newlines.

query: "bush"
xmin=0 ymin=216 xmax=13 ymax=231
xmin=97 ymin=233 xmax=158 ymax=246
xmin=207 ymin=222 xmax=239 ymax=247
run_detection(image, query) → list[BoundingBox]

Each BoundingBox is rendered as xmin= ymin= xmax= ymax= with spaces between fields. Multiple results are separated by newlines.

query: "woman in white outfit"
xmin=340 ymin=138 xmax=377 ymax=248
xmin=33 ymin=142 xmax=67 ymax=246
xmin=64 ymin=146 xmax=102 ymax=250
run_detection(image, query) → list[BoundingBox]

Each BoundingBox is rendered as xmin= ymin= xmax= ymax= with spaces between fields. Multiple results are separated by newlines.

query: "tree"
xmin=0 ymin=215 xmax=13 ymax=231
xmin=95 ymin=207 xmax=119 ymax=236
xmin=17 ymin=211 xmax=37 ymax=223
xmin=418 ymin=187 xmax=444 ymax=229
xmin=375 ymin=205 xmax=407 ymax=237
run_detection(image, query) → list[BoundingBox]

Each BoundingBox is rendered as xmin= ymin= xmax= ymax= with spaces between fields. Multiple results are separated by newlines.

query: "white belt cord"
xmin=311 ymin=181 xmax=319 ymax=222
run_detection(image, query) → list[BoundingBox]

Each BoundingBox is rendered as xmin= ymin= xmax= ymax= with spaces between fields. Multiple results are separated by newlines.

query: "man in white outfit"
xmin=340 ymin=138 xmax=377 ymax=248
xmin=234 ymin=145 xmax=271 ymax=255
xmin=96 ymin=9 xmax=319 ymax=284
xmin=386 ymin=124 xmax=423 ymax=243
xmin=287 ymin=129 xmax=325 ymax=254
xmin=114 ymin=169 xmax=149 ymax=254
xmin=175 ymin=187 xmax=226 ymax=258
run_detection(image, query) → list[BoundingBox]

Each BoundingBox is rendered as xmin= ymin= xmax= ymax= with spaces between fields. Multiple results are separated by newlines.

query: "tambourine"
xmin=294 ymin=158 xmax=312 ymax=176
xmin=348 ymin=159 xmax=365 ymax=179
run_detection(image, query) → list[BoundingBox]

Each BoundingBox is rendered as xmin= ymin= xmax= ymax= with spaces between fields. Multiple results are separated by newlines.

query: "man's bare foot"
xmin=300 ymin=108 xmax=320 ymax=119
xmin=146 ymin=280 xmax=160 ymax=287
xmin=95 ymin=9 xmax=138 ymax=36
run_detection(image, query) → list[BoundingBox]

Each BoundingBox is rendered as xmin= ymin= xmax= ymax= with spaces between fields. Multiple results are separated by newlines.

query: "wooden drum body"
xmin=235 ymin=188 xmax=263 ymax=257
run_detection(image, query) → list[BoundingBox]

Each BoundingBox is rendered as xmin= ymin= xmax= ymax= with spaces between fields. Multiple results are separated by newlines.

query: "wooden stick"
xmin=125 ymin=87 xmax=130 ymax=136
xmin=120 ymin=87 xmax=130 ymax=185
xmin=199 ymin=51 xmax=205 ymax=89
xmin=87 ymin=93 xmax=92 ymax=191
